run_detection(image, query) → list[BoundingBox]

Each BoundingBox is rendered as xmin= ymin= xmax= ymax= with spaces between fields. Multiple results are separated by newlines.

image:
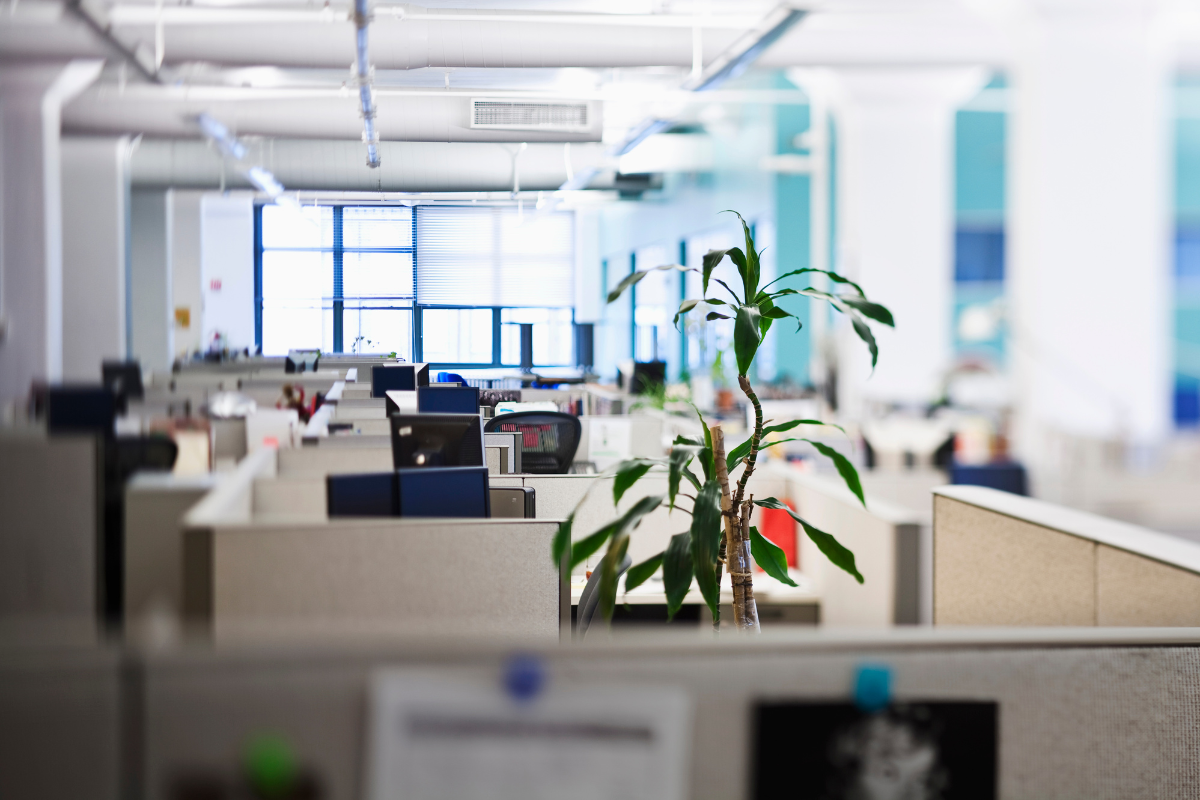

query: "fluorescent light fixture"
xmin=246 ymin=166 xmax=285 ymax=197
xmin=196 ymin=113 xmax=247 ymax=160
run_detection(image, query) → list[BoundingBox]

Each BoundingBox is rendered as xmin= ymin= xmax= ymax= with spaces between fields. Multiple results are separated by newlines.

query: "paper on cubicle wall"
xmin=587 ymin=417 xmax=632 ymax=470
xmin=366 ymin=671 xmax=691 ymax=800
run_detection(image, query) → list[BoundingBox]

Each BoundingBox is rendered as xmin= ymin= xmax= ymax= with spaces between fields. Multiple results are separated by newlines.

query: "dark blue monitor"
xmin=326 ymin=471 xmax=398 ymax=517
xmin=47 ymin=386 xmax=116 ymax=435
xmin=397 ymin=466 xmax=490 ymax=518
xmin=417 ymin=385 xmax=480 ymax=414
xmin=372 ymin=364 xmax=429 ymax=397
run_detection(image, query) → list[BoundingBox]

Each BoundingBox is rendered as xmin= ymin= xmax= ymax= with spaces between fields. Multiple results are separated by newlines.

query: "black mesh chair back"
xmin=484 ymin=411 xmax=582 ymax=474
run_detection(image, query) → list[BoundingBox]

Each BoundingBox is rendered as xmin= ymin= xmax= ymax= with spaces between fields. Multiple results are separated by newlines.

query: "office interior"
xmin=5 ymin=1 xmax=1200 ymax=798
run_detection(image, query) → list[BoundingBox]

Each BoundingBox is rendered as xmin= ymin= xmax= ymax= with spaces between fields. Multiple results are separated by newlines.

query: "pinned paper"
xmin=366 ymin=669 xmax=691 ymax=800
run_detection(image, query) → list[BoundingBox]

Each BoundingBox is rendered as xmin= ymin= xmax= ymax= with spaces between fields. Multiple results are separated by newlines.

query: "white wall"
xmin=200 ymin=194 xmax=255 ymax=352
xmin=61 ymin=136 xmax=129 ymax=379
xmin=171 ymin=190 xmax=204 ymax=357
xmin=130 ymin=189 xmax=173 ymax=370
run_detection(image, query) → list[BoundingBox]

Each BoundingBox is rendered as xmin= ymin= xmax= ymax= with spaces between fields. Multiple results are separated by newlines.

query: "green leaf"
xmin=723 ymin=210 xmax=759 ymax=301
xmin=761 ymin=305 xmax=791 ymax=320
xmin=689 ymin=480 xmax=724 ymax=617
xmin=674 ymin=298 xmax=701 ymax=328
xmin=712 ymin=277 xmax=743 ymax=306
xmin=727 ymin=437 xmax=808 ymax=472
xmin=761 ymin=418 xmax=848 ymax=438
xmin=760 ymin=267 xmax=866 ymax=298
xmin=552 ymin=513 xmax=573 ymax=567
xmin=624 ymin=551 xmax=664 ymax=593
xmin=668 ymin=445 xmax=702 ymax=511
xmin=839 ymin=295 xmax=894 ymax=327
xmin=570 ymin=494 xmax=663 ymax=571
xmin=706 ymin=312 xmax=731 ymax=321
xmin=599 ymin=533 xmax=630 ymax=622
xmin=680 ymin=463 xmax=702 ymax=492
xmin=802 ymin=440 xmax=865 ymax=507
xmin=701 ymin=249 xmax=730 ymax=296
xmin=733 ymin=304 xmax=762 ymax=376
xmin=749 ymin=526 xmax=798 ymax=587
xmin=849 ymin=311 xmax=879 ymax=369
xmin=607 ymin=264 xmax=691 ymax=304
xmin=754 ymin=497 xmax=863 ymax=583
xmin=662 ymin=531 xmax=694 ymax=620
xmin=687 ymin=402 xmax=716 ymax=481
xmin=612 ymin=458 xmax=655 ymax=505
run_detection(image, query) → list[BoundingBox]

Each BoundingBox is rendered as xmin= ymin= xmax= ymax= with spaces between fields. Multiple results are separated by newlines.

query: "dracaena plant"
xmin=551 ymin=211 xmax=895 ymax=631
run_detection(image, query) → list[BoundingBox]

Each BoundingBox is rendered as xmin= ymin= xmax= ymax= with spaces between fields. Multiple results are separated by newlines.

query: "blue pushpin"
xmin=853 ymin=663 xmax=892 ymax=713
xmin=503 ymin=654 xmax=546 ymax=702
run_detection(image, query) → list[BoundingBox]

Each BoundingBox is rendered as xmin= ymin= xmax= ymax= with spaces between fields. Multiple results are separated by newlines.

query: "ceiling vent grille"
xmin=471 ymin=99 xmax=590 ymax=132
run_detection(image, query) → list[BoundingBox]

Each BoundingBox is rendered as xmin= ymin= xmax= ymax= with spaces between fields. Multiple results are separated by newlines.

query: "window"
xmin=633 ymin=243 xmax=676 ymax=363
xmin=256 ymin=204 xmax=577 ymax=369
xmin=955 ymin=227 xmax=1005 ymax=282
xmin=258 ymin=205 xmax=414 ymax=357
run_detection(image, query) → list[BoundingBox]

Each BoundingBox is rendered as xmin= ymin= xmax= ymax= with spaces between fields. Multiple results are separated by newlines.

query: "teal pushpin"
xmin=853 ymin=663 xmax=892 ymax=713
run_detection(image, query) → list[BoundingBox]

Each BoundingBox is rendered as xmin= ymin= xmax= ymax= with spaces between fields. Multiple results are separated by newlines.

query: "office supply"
xmin=46 ymin=385 xmax=116 ymax=435
xmin=417 ymin=384 xmax=480 ymax=414
xmin=489 ymin=486 xmax=536 ymax=518
xmin=397 ymin=466 xmax=490 ymax=518
xmin=101 ymin=360 xmax=144 ymax=402
xmin=485 ymin=411 xmax=581 ymax=474
xmin=391 ymin=414 xmax=484 ymax=468
xmin=285 ymin=349 xmax=320 ymax=374
xmin=372 ymin=363 xmax=429 ymax=397
xmin=327 ymin=472 xmax=397 ymax=517
xmin=630 ymin=360 xmax=666 ymax=395
xmin=365 ymin=671 xmax=691 ymax=800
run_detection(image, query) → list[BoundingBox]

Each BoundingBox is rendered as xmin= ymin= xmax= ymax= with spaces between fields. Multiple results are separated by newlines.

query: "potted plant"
xmin=553 ymin=211 xmax=895 ymax=631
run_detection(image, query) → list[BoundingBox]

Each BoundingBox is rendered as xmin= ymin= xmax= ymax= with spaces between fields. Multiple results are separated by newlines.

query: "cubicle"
xmin=6 ymin=627 xmax=1200 ymax=799
xmin=179 ymin=448 xmax=563 ymax=640
xmin=932 ymin=485 xmax=1200 ymax=626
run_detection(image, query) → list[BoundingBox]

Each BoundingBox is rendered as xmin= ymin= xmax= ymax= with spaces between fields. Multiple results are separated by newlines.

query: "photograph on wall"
xmin=753 ymin=701 xmax=998 ymax=800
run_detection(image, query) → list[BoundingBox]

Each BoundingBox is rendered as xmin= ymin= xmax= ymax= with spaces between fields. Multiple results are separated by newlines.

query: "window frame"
xmin=254 ymin=203 xmax=577 ymax=370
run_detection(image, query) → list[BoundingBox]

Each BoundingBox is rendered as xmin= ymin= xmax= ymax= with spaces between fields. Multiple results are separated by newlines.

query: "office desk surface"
xmin=570 ymin=569 xmax=818 ymax=606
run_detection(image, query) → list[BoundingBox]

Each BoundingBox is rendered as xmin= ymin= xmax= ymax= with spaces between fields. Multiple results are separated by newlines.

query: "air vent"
xmin=470 ymin=99 xmax=590 ymax=132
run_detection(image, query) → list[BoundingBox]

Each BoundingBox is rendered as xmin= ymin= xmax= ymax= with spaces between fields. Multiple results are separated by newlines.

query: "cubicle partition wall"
xmin=7 ymin=629 xmax=1200 ymax=799
xmin=933 ymin=485 xmax=1200 ymax=626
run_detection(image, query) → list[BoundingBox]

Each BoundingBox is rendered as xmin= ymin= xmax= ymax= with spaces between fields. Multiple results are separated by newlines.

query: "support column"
xmin=62 ymin=137 xmax=131 ymax=379
xmin=130 ymin=189 xmax=174 ymax=371
xmin=1008 ymin=0 xmax=1171 ymax=460
xmin=0 ymin=61 xmax=102 ymax=402
xmin=807 ymin=68 xmax=986 ymax=417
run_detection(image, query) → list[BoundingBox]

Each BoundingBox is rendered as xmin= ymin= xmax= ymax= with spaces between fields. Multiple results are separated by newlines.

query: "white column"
xmin=171 ymin=190 xmax=205 ymax=359
xmin=1008 ymin=0 xmax=1171 ymax=459
xmin=61 ymin=137 xmax=131 ymax=380
xmin=130 ymin=189 xmax=175 ymax=371
xmin=807 ymin=69 xmax=986 ymax=417
xmin=200 ymin=194 xmax=256 ymax=352
xmin=0 ymin=61 xmax=101 ymax=402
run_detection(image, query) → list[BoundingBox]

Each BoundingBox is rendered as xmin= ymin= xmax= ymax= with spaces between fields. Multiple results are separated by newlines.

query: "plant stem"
xmin=710 ymin=424 xmax=737 ymax=630
xmin=712 ymin=422 xmax=758 ymax=631
xmin=733 ymin=374 xmax=763 ymax=510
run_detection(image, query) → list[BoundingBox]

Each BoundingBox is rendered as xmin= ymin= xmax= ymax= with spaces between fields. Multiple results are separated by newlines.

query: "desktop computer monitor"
xmin=417 ymin=385 xmax=480 ymax=414
xmin=390 ymin=413 xmax=484 ymax=468
xmin=101 ymin=360 xmax=143 ymax=402
xmin=47 ymin=386 xmax=117 ymax=435
xmin=630 ymin=360 xmax=667 ymax=394
xmin=327 ymin=471 xmax=397 ymax=517
xmin=286 ymin=349 xmax=320 ymax=374
xmin=397 ymin=466 xmax=490 ymax=518
xmin=372 ymin=363 xmax=429 ymax=397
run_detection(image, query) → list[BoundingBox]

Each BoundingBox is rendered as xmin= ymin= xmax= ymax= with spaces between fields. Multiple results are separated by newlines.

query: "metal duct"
xmin=353 ymin=0 xmax=380 ymax=167
xmin=127 ymin=138 xmax=608 ymax=193
xmin=63 ymin=88 xmax=604 ymax=142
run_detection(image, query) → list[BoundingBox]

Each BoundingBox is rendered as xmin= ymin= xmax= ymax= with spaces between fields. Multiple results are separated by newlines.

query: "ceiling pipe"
xmin=558 ymin=3 xmax=806 ymax=193
xmin=353 ymin=0 xmax=381 ymax=168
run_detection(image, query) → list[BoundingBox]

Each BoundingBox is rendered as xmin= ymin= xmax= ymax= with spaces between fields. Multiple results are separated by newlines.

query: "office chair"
xmin=575 ymin=555 xmax=632 ymax=638
xmin=484 ymin=411 xmax=581 ymax=474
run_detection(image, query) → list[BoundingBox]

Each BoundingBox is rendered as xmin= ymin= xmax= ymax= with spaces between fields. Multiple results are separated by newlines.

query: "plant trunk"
xmin=711 ymin=424 xmax=759 ymax=631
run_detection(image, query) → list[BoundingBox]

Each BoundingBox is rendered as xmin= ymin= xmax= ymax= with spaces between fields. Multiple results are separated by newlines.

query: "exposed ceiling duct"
xmin=63 ymin=88 xmax=604 ymax=142
xmin=127 ymin=137 xmax=609 ymax=193
xmin=352 ymin=0 xmax=380 ymax=167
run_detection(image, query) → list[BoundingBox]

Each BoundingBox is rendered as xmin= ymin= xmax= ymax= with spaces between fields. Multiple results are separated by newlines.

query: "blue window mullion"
xmin=333 ymin=206 xmax=344 ymax=353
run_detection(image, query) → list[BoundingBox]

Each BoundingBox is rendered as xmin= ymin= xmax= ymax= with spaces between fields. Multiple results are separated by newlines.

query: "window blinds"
xmin=416 ymin=206 xmax=574 ymax=306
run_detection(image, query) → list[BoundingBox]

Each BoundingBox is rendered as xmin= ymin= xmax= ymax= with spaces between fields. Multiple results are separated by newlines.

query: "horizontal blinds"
xmin=417 ymin=206 xmax=574 ymax=306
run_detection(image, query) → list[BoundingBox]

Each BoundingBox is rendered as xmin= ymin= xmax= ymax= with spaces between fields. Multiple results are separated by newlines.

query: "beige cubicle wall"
xmin=181 ymin=447 xmax=562 ymax=641
xmin=779 ymin=467 xmax=923 ymax=626
xmin=0 ymin=431 xmax=101 ymax=622
xmin=933 ymin=485 xmax=1200 ymax=626
xmin=8 ymin=628 xmax=1200 ymax=799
